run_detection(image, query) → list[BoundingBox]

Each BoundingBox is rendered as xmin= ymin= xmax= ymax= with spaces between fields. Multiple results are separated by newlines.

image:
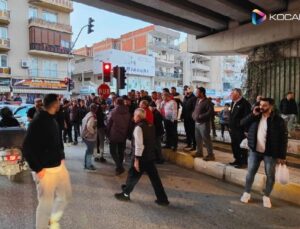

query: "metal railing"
xmin=29 ymin=17 xmax=72 ymax=33
xmin=30 ymin=43 xmax=71 ymax=55
xmin=149 ymin=41 xmax=179 ymax=51
xmin=155 ymin=71 xmax=182 ymax=78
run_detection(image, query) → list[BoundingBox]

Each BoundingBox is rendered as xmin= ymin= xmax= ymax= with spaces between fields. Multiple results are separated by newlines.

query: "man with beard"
xmin=27 ymin=98 xmax=43 ymax=122
xmin=181 ymin=86 xmax=197 ymax=150
xmin=240 ymin=98 xmax=287 ymax=208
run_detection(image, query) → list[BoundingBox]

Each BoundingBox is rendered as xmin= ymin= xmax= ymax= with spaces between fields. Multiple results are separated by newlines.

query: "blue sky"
xmin=71 ymin=2 xmax=186 ymax=49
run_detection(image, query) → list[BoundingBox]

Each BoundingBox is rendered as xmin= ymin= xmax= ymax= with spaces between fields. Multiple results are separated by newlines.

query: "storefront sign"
xmin=12 ymin=79 xmax=67 ymax=90
xmin=94 ymin=49 xmax=155 ymax=77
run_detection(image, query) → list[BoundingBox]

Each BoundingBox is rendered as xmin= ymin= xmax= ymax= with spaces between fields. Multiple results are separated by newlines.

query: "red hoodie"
xmin=145 ymin=108 xmax=154 ymax=124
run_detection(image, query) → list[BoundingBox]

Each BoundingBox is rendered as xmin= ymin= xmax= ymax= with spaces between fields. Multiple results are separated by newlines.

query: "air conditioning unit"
xmin=21 ymin=60 xmax=29 ymax=69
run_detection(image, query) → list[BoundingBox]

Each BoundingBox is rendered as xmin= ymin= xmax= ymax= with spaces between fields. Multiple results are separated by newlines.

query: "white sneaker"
xmin=263 ymin=196 xmax=272 ymax=208
xmin=240 ymin=192 xmax=251 ymax=203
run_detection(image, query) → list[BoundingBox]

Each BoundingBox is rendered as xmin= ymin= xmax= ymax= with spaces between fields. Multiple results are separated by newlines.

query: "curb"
xmin=162 ymin=149 xmax=300 ymax=206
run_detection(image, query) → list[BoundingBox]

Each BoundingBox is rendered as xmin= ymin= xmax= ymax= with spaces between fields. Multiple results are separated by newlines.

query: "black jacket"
xmin=280 ymin=98 xmax=298 ymax=115
xmin=229 ymin=97 xmax=251 ymax=130
xmin=23 ymin=110 xmax=65 ymax=173
xmin=192 ymin=97 xmax=213 ymax=124
xmin=134 ymin=120 xmax=156 ymax=162
xmin=241 ymin=113 xmax=288 ymax=159
xmin=181 ymin=93 xmax=197 ymax=120
xmin=96 ymin=105 xmax=105 ymax=128
xmin=0 ymin=117 xmax=20 ymax=127
xmin=153 ymin=109 xmax=164 ymax=137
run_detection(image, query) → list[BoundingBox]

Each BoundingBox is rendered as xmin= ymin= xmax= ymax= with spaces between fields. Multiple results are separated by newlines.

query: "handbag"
xmin=240 ymin=138 xmax=249 ymax=150
xmin=276 ymin=164 xmax=290 ymax=185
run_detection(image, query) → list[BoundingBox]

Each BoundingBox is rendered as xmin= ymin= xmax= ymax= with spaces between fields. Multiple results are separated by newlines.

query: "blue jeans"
xmin=245 ymin=150 xmax=277 ymax=196
xmin=84 ymin=139 xmax=95 ymax=168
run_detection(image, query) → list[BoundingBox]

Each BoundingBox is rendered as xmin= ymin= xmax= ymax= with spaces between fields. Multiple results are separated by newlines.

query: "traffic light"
xmin=103 ymin=62 xmax=112 ymax=82
xmin=119 ymin=67 xmax=127 ymax=89
xmin=87 ymin=17 xmax=95 ymax=34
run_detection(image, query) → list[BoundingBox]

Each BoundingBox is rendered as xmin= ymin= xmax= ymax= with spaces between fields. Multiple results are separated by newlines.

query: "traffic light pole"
xmin=116 ymin=67 xmax=120 ymax=96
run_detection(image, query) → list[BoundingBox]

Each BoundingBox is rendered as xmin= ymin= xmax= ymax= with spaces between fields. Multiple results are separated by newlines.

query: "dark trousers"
xmin=63 ymin=125 xmax=73 ymax=143
xmin=164 ymin=120 xmax=178 ymax=149
xmin=123 ymin=160 xmax=168 ymax=202
xmin=221 ymin=123 xmax=229 ymax=137
xmin=72 ymin=122 xmax=80 ymax=143
xmin=110 ymin=142 xmax=126 ymax=170
xmin=154 ymin=136 xmax=164 ymax=161
xmin=211 ymin=117 xmax=217 ymax=136
xmin=229 ymin=129 xmax=247 ymax=165
xmin=184 ymin=118 xmax=196 ymax=147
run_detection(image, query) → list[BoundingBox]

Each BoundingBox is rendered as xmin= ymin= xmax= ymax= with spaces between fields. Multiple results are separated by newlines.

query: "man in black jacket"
xmin=280 ymin=92 xmax=298 ymax=133
xmin=181 ymin=86 xmax=197 ymax=150
xmin=150 ymin=102 xmax=165 ymax=164
xmin=114 ymin=108 xmax=169 ymax=206
xmin=229 ymin=88 xmax=251 ymax=168
xmin=240 ymin=98 xmax=287 ymax=208
xmin=192 ymin=87 xmax=215 ymax=161
xmin=23 ymin=94 xmax=72 ymax=229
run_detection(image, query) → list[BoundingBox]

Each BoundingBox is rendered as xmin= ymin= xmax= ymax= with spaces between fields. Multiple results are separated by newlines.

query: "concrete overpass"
xmin=74 ymin=0 xmax=300 ymax=54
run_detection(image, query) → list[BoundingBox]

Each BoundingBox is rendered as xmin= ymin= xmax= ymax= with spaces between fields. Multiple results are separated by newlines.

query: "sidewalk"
xmin=163 ymin=145 xmax=300 ymax=206
xmin=177 ymin=122 xmax=300 ymax=157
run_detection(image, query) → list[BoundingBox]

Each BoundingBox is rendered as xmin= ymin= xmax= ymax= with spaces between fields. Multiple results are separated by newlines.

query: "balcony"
xmin=155 ymin=57 xmax=177 ymax=67
xmin=0 ymin=10 xmax=10 ymax=24
xmin=28 ymin=0 xmax=73 ymax=13
xmin=155 ymin=71 xmax=181 ymax=79
xmin=29 ymin=69 xmax=70 ymax=79
xmin=0 ymin=67 xmax=11 ymax=76
xmin=148 ymin=41 xmax=179 ymax=53
xmin=0 ymin=38 xmax=10 ymax=51
xmin=29 ymin=43 xmax=71 ymax=59
xmin=190 ymin=62 xmax=210 ymax=72
xmin=29 ymin=17 xmax=72 ymax=34
xmin=192 ymin=75 xmax=210 ymax=83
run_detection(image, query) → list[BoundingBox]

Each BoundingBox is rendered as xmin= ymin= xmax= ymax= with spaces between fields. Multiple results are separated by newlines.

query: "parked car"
xmin=0 ymin=104 xmax=33 ymax=128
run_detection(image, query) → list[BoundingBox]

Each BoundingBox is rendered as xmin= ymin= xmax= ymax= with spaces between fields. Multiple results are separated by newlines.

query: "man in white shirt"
xmin=240 ymin=98 xmax=287 ymax=208
xmin=160 ymin=91 xmax=178 ymax=151
xmin=114 ymin=108 xmax=169 ymax=206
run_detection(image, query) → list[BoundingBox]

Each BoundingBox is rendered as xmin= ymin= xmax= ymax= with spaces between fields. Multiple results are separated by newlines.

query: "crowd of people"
xmin=1 ymin=86 xmax=299 ymax=228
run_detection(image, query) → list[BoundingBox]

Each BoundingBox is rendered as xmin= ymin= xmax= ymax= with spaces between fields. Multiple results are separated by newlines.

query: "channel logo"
xmin=252 ymin=9 xmax=267 ymax=25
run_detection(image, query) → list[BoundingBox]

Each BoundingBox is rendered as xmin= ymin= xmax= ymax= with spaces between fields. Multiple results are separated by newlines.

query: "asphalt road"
xmin=0 ymin=143 xmax=299 ymax=229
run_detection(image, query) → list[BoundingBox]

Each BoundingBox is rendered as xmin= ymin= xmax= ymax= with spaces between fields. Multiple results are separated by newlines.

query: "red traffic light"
xmin=103 ymin=62 xmax=112 ymax=82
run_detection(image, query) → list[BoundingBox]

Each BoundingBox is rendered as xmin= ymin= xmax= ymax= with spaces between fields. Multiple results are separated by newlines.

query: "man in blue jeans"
xmin=240 ymin=98 xmax=288 ymax=208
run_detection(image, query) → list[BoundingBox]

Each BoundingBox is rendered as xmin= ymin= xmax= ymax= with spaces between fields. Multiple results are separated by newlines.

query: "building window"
xmin=30 ymin=58 xmax=38 ymax=77
xmin=29 ymin=7 xmax=38 ymax=19
xmin=0 ymin=54 xmax=7 ymax=67
xmin=0 ymin=0 xmax=7 ymax=11
xmin=43 ymin=60 xmax=58 ymax=78
xmin=61 ymin=40 xmax=71 ymax=49
xmin=0 ymin=26 xmax=7 ymax=39
xmin=42 ymin=11 xmax=58 ymax=23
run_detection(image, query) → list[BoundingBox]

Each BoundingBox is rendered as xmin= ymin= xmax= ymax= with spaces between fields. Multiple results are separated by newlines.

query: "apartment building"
xmin=73 ymin=25 xmax=182 ymax=92
xmin=222 ymin=55 xmax=247 ymax=92
xmin=0 ymin=0 xmax=72 ymax=102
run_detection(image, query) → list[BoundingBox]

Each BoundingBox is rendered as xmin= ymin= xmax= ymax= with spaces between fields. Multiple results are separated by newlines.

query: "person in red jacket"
xmin=139 ymin=100 xmax=154 ymax=124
